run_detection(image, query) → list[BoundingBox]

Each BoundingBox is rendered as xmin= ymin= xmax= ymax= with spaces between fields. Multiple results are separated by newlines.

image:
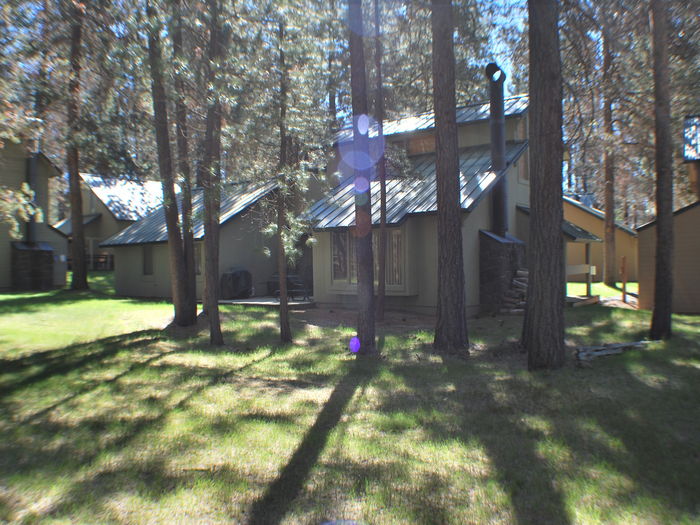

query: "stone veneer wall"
xmin=479 ymin=231 xmax=526 ymax=315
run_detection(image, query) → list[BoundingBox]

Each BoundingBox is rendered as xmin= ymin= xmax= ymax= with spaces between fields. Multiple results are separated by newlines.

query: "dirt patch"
xmin=600 ymin=296 xmax=638 ymax=309
xmin=294 ymin=306 xmax=436 ymax=336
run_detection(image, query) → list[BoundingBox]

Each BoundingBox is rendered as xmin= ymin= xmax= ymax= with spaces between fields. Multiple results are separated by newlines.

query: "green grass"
xmin=1 ymin=292 xmax=699 ymax=524
xmin=567 ymin=281 xmax=639 ymax=298
xmin=64 ymin=270 xmax=116 ymax=295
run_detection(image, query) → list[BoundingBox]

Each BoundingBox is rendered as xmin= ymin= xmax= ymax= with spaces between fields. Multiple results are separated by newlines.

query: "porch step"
xmin=497 ymin=268 xmax=529 ymax=314
xmin=512 ymin=278 xmax=528 ymax=290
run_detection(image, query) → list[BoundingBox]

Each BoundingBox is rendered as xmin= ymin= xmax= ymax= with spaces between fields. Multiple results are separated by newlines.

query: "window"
xmin=407 ymin=134 xmax=436 ymax=155
xmin=194 ymin=243 xmax=202 ymax=275
xmin=142 ymin=245 xmax=153 ymax=276
xmin=331 ymin=231 xmax=348 ymax=281
xmin=331 ymin=229 xmax=404 ymax=286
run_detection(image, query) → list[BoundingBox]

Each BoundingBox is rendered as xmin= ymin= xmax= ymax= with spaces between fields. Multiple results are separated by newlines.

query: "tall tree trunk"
xmin=277 ymin=21 xmax=292 ymax=343
xmin=374 ymin=0 xmax=387 ymax=321
xmin=567 ymin=145 xmax=574 ymax=193
xmin=521 ymin=0 xmax=566 ymax=370
xmin=35 ymin=0 xmax=49 ymax=140
xmin=327 ymin=0 xmax=338 ymax=132
xmin=649 ymin=0 xmax=674 ymax=340
xmin=146 ymin=0 xmax=189 ymax=326
xmin=431 ymin=0 xmax=468 ymax=354
xmin=201 ymin=0 xmax=224 ymax=345
xmin=348 ymin=0 xmax=376 ymax=356
xmin=602 ymin=23 xmax=617 ymax=286
xmin=171 ymin=0 xmax=198 ymax=325
xmin=67 ymin=1 xmax=88 ymax=290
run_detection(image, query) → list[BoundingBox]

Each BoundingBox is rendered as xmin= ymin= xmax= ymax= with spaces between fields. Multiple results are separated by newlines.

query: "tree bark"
xmin=521 ymin=0 xmax=566 ymax=370
xmin=201 ymin=0 xmax=224 ymax=345
xmin=146 ymin=0 xmax=189 ymax=326
xmin=602 ymin=23 xmax=617 ymax=286
xmin=277 ymin=21 xmax=292 ymax=343
xmin=327 ymin=0 xmax=338 ymax=133
xmin=67 ymin=1 xmax=88 ymax=290
xmin=171 ymin=0 xmax=198 ymax=325
xmin=431 ymin=0 xmax=468 ymax=354
xmin=348 ymin=0 xmax=376 ymax=356
xmin=649 ymin=0 xmax=674 ymax=340
xmin=374 ymin=0 xmax=387 ymax=322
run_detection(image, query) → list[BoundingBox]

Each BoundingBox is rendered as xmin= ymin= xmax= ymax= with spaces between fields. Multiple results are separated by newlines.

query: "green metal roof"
xmin=100 ymin=180 xmax=277 ymax=247
xmin=334 ymin=94 xmax=529 ymax=144
xmin=308 ymin=141 xmax=528 ymax=230
xmin=52 ymin=213 xmax=101 ymax=236
xmin=517 ymin=205 xmax=602 ymax=243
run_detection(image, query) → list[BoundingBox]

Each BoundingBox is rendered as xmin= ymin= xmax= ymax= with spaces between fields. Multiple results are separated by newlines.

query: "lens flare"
xmin=358 ymin=114 xmax=370 ymax=135
xmin=338 ymin=115 xmax=386 ymax=173
xmin=355 ymin=176 xmax=369 ymax=193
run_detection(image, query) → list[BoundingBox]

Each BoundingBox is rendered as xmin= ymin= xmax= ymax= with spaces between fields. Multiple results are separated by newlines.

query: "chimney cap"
xmin=485 ymin=62 xmax=506 ymax=83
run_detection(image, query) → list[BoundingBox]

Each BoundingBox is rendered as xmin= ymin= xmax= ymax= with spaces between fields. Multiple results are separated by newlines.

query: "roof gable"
xmin=100 ymin=179 xmax=277 ymax=247
xmin=517 ymin=205 xmax=602 ymax=242
xmin=636 ymin=200 xmax=700 ymax=232
xmin=80 ymin=174 xmax=166 ymax=221
xmin=563 ymin=196 xmax=637 ymax=236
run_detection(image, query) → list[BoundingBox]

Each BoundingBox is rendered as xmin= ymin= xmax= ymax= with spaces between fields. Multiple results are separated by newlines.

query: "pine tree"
xmin=170 ymin=0 xmax=198 ymax=326
xmin=521 ymin=0 xmax=565 ymax=370
xmin=200 ymin=0 xmax=226 ymax=346
xmin=649 ymin=0 xmax=673 ymax=340
xmin=66 ymin=0 xmax=88 ymax=291
xmin=431 ymin=0 xmax=468 ymax=354
xmin=145 ymin=0 xmax=192 ymax=327
xmin=373 ymin=0 xmax=387 ymax=322
xmin=348 ymin=0 xmax=376 ymax=356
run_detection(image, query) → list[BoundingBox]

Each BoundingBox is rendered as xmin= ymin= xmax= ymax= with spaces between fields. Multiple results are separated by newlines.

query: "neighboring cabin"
xmin=101 ymin=180 xmax=279 ymax=299
xmin=637 ymin=201 xmax=700 ymax=314
xmin=0 ymin=141 xmax=67 ymax=290
xmin=514 ymin=204 xmax=603 ymax=288
xmin=308 ymin=94 xmax=532 ymax=316
xmin=561 ymin=196 xmax=638 ymax=282
xmin=54 ymin=174 xmax=164 ymax=269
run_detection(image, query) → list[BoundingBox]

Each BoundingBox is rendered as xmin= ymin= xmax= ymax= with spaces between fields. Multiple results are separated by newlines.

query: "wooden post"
xmin=585 ymin=242 xmax=592 ymax=298
xmin=620 ymin=255 xmax=627 ymax=303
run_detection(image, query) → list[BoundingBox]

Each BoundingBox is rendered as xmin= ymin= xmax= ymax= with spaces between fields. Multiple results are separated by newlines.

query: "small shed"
xmin=516 ymin=205 xmax=602 ymax=295
xmin=637 ymin=201 xmax=700 ymax=314
xmin=562 ymin=196 xmax=638 ymax=282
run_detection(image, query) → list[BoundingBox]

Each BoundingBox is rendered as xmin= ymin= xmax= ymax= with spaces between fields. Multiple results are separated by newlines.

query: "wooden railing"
xmin=67 ymin=254 xmax=114 ymax=271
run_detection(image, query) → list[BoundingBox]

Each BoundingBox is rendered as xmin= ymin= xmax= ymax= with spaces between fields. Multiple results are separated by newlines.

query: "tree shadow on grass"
xmin=0 ymin=330 xmax=163 ymax=398
xmin=385 ymin=355 xmax=573 ymax=525
xmin=0 ymin=289 xmax=154 ymax=316
xmin=377 ymin=310 xmax=700 ymax=524
xmin=246 ymin=358 xmax=379 ymax=525
xmin=1 ymin=343 xmax=285 ymax=521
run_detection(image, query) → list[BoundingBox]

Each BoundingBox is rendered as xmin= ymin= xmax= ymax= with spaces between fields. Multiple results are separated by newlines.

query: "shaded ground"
xmin=1 ymin=291 xmax=699 ymax=524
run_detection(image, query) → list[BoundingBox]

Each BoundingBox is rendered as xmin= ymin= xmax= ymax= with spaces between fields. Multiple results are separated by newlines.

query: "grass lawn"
xmin=1 ymin=291 xmax=699 ymax=524
xmin=567 ymin=281 xmax=639 ymax=298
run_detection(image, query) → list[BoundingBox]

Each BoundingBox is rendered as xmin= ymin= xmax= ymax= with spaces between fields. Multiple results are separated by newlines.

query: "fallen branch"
xmin=576 ymin=341 xmax=651 ymax=361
